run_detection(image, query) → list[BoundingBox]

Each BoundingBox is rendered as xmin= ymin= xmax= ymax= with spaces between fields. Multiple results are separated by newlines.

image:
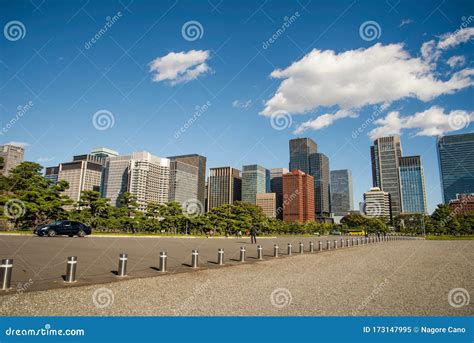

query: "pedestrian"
xmin=237 ymin=230 xmax=242 ymax=239
xmin=250 ymin=227 xmax=257 ymax=244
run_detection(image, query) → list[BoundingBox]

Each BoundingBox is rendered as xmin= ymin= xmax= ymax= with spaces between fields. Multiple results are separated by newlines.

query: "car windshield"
xmin=52 ymin=221 xmax=63 ymax=225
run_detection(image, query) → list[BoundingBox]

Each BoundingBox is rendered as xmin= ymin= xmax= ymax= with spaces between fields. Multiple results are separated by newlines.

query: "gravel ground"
xmin=1 ymin=240 xmax=472 ymax=316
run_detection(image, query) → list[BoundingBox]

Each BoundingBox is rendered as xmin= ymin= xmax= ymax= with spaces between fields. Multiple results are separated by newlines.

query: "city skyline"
xmin=1 ymin=1 xmax=473 ymax=213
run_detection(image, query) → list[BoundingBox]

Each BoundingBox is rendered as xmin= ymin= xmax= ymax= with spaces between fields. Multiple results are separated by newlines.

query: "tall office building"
xmin=128 ymin=152 xmax=170 ymax=211
xmin=282 ymin=170 xmax=315 ymax=223
xmin=371 ymin=135 xmax=403 ymax=218
xmin=242 ymin=164 xmax=269 ymax=204
xmin=437 ymin=133 xmax=474 ymax=203
xmin=289 ymin=138 xmax=317 ymax=174
xmin=102 ymin=151 xmax=170 ymax=209
xmin=310 ymin=152 xmax=330 ymax=217
xmin=289 ymin=137 xmax=330 ymax=219
xmin=168 ymin=160 xmax=199 ymax=206
xmin=0 ymin=143 xmax=25 ymax=176
xmin=363 ymin=187 xmax=391 ymax=222
xmin=168 ymin=154 xmax=206 ymax=206
xmin=44 ymin=166 xmax=59 ymax=184
xmin=330 ymin=169 xmax=353 ymax=216
xmin=256 ymin=193 xmax=277 ymax=218
xmin=57 ymin=154 xmax=104 ymax=202
xmin=207 ymin=167 xmax=242 ymax=210
xmin=270 ymin=168 xmax=288 ymax=219
xmin=399 ymin=156 xmax=427 ymax=214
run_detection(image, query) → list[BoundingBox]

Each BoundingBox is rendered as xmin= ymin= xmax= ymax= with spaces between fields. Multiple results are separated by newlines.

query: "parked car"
xmin=330 ymin=230 xmax=342 ymax=235
xmin=35 ymin=221 xmax=91 ymax=237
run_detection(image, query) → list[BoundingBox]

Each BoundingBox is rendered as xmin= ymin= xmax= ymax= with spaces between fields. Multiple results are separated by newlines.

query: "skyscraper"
xmin=363 ymin=187 xmax=391 ymax=222
xmin=168 ymin=154 xmax=207 ymax=206
xmin=310 ymin=152 xmax=330 ymax=217
xmin=330 ymin=169 xmax=353 ymax=216
xmin=270 ymin=167 xmax=289 ymax=219
xmin=289 ymin=137 xmax=330 ymax=219
xmin=242 ymin=164 xmax=269 ymax=204
xmin=168 ymin=160 xmax=199 ymax=206
xmin=289 ymin=138 xmax=317 ymax=174
xmin=371 ymin=135 xmax=403 ymax=218
xmin=128 ymin=152 xmax=170 ymax=211
xmin=102 ymin=151 xmax=170 ymax=209
xmin=282 ymin=170 xmax=315 ymax=223
xmin=57 ymin=155 xmax=103 ymax=202
xmin=399 ymin=156 xmax=427 ymax=214
xmin=437 ymin=133 xmax=474 ymax=203
xmin=207 ymin=167 xmax=242 ymax=210
xmin=0 ymin=143 xmax=25 ymax=176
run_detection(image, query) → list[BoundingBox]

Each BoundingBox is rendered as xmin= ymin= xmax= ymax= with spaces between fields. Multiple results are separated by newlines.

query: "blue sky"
xmin=1 ymin=0 xmax=473 ymax=212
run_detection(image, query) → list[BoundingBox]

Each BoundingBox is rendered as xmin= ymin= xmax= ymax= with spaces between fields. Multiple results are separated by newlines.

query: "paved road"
xmin=0 ymin=234 xmax=381 ymax=292
xmin=1 ymin=239 xmax=471 ymax=316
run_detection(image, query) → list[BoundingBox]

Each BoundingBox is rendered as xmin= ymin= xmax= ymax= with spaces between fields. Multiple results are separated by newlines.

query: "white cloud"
xmin=261 ymin=43 xmax=473 ymax=117
xmin=294 ymin=110 xmax=357 ymax=134
xmin=446 ymin=55 xmax=466 ymax=68
xmin=438 ymin=27 xmax=474 ymax=50
xmin=232 ymin=99 xmax=252 ymax=108
xmin=149 ymin=50 xmax=211 ymax=85
xmin=399 ymin=19 xmax=414 ymax=27
xmin=369 ymin=106 xmax=474 ymax=140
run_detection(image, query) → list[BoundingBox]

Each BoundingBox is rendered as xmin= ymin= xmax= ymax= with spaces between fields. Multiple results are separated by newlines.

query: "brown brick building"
xmin=449 ymin=194 xmax=474 ymax=215
xmin=282 ymin=170 xmax=315 ymax=223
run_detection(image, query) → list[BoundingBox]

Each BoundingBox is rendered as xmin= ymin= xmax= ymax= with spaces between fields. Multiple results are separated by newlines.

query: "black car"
xmin=35 ymin=220 xmax=92 ymax=237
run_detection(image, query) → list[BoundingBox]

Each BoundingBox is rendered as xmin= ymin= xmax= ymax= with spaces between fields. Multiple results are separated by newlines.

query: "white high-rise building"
xmin=0 ymin=143 xmax=25 ymax=176
xmin=102 ymin=152 xmax=170 ymax=210
xmin=363 ymin=187 xmax=391 ymax=222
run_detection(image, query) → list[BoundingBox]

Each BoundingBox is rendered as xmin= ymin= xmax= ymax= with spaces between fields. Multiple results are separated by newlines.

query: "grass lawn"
xmin=425 ymin=235 xmax=474 ymax=240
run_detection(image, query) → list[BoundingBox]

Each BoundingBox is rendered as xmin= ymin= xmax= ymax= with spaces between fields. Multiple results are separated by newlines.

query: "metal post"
xmin=257 ymin=245 xmax=263 ymax=260
xmin=191 ymin=249 xmax=199 ymax=268
xmin=217 ymin=248 xmax=224 ymax=265
xmin=240 ymin=247 xmax=246 ymax=262
xmin=309 ymin=241 xmax=314 ymax=253
xmin=347 ymin=238 xmax=350 ymax=247
xmin=357 ymin=237 xmax=360 ymax=246
xmin=352 ymin=238 xmax=355 ymax=246
xmin=327 ymin=240 xmax=331 ymax=250
xmin=319 ymin=241 xmax=323 ymax=252
xmin=159 ymin=251 xmax=167 ymax=272
xmin=274 ymin=244 xmax=279 ymax=257
xmin=0 ymin=259 xmax=13 ymax=290
xmin=340 ymin=238 xmax=344 ymax=248
xmin=118 ymin=253 xmax=127 ymax=277
xmin=299 ymin=242 xmax=304 ymax=254
xmin=287 ymin=243 xmax=292 ymax=255
xmin=65 ymin=256 xmax=77 ymax=283
xmin=334 ymin=239 xmax=337 ymax=249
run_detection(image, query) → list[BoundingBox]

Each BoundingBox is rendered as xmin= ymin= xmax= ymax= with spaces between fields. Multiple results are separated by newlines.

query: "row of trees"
xmin=0 ymin=162 xmax=473 ymax=235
